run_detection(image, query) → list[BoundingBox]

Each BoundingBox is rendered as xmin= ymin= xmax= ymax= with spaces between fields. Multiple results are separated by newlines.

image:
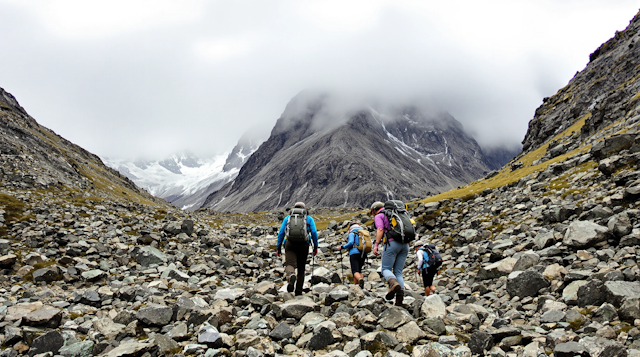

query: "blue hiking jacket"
xmin=343 ymin=227 xmax=364 ymax=256
xmin=276 ymin=215 xmax=319 ymax=251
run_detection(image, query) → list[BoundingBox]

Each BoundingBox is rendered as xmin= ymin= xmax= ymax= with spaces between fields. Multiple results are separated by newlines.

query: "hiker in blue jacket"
xmin=415 ymin=241 xmax=438 ymax=296
xmin=276 ymin=202 xmax=319 ymax=295
xmin=341 ymin=222 xmax=367 ymax=288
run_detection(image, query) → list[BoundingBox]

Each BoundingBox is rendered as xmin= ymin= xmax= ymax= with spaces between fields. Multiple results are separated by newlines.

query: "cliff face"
xmin=202 ymin=94 xmax=496 ymax=212
xmin=521 ymin=10 xmax=640 ymax=155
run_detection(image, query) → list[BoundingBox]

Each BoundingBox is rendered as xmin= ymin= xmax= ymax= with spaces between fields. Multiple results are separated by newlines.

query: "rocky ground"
xmin=1 ymin=126 xmax=640 ymax=357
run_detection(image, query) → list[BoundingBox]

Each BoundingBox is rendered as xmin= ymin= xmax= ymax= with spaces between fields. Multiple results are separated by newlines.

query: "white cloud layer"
xmin=0 ymin=0 xmax=638 ymax=159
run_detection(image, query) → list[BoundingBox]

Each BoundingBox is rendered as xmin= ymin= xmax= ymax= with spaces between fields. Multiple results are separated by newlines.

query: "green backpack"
xmin=286 ymin=208 xmax=308 ymax=242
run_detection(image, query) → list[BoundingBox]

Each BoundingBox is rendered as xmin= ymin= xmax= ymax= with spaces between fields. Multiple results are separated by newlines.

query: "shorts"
xmin=421 ymin=265 xmax=439 ymax=287
xmin=349 ymin=254 xmax=366 ymax=274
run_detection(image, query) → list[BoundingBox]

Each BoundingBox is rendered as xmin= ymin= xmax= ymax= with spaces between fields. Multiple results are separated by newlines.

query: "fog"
xmin=0 ymin=0 xmax=638 ymax=160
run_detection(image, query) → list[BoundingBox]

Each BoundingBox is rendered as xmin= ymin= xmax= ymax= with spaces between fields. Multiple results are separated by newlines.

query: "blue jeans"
xmin=381 ymin=240 xmax=409 ymax=290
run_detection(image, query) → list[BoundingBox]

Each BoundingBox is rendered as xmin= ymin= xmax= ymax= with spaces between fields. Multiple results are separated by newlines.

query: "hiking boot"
xmin=395 ymin=290 xmax=404 ymax=306
xmin=287 ymin=275 xmax=296 ymax=293
xmin=358 ymin=278 xmax=365 ymax=289
xmin=385 ymin=278 xmax=401 ymax=300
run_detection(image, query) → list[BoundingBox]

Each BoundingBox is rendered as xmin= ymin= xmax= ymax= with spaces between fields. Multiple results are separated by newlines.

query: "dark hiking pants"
xmin=285 ymin=240 xmax=310 ymax=295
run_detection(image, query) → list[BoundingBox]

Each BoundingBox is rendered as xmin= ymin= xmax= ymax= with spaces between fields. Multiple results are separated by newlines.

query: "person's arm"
xmin=276 ymin=217 xmax=288 ymax=252
xmin=343 ymin=232 xmax=355 ymax=250
xmin=372 ymin=213 xmax=385 ymax=255
xmin=307 ymin=216 xmax=319 ymax=250
xmin=416 ymin=250 xmax=424 ymax=270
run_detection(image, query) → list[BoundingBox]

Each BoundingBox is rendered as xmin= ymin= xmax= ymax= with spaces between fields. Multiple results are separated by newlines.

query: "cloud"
xmin=0 ymin=0 xmax=638 ymax=160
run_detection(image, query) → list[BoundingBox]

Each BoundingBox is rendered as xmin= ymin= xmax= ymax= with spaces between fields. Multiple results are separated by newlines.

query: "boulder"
xmin=563 ymin=221 xmax=609 ymax=249
xmin=23 ymin=306 xmax=62 ymax=328
xmin=378 ymin=307 xmax=414 ymax=330
xmin=421 ymin=294 xmax=447 ymax=319
xmin=604 ymin=281 xmax=640 ymax=307
xmin=577 ymin=279 xmax=607 ymax=307
xmin=506 ymin=270 xmax=550 ymax=298
xmin=468 ymin=331 xmax=493 ymax=355
xmin=27 ymin=331 xmax=64 ymax=357
xmin=131 ymin=246 xmax=167 ymax=266
xmin=477 ymin=258 xmax=517 ymax=280
xmin=280 ymin=297 xmax=317 ymax=319
xmin=136 ymin=304 xmax=172 ymax=326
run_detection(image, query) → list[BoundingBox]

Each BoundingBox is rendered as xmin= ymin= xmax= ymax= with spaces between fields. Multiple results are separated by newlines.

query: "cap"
xmin=414 ymin=240 xmax=425 ymax=248
xmin=294 ymin=202 xmax=306 ymax=209
xmin=370 ymin=201 xmax=384 ymax=214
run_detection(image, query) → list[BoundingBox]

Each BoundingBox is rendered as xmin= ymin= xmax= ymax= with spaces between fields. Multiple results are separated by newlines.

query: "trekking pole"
xmin=340 ymin=248 xmax=345 ymax=285
xmin=312 ymin=254 xmax=316 ymax=286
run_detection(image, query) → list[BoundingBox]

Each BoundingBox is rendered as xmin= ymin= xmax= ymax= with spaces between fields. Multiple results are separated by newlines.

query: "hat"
xmin=370 ymin=201 xmax=384 ymax=214
xmin=349 ymin=222 xmax=361 ymax=231
xmin=294 ymin=202 xmax=306 ymax=209
xmin=413 ymin=240 xmax=425 ymax=248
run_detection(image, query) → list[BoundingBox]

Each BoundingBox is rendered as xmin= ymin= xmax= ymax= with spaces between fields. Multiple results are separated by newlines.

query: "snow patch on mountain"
xmin=103 ymin=153 xmax=236 ymax=201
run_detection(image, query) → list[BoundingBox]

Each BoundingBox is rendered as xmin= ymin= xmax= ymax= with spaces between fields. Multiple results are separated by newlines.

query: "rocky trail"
xmin=2 ymin=122 xmax=640 ymax=357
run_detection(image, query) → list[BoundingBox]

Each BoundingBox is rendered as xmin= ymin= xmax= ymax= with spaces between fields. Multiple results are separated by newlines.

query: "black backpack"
xmin=286 ymin=208 xmax=308 ymax=242
xmin=383 ymin=200 xmax=416 ymax=243
xmin=420 ymin=244 xmax=443 ymax=270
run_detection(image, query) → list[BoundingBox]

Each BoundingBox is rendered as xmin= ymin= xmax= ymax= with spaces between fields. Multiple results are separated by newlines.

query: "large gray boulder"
xmin=506 ymin=270 xmax=550 ymax=298
xmin=619 ymin=298 xmax=640 ymax=322
xmin=136 ymin=303 xmax=172 ymax=326
xmin=577 ymin=279 xmax=607 ymax=307
xmin=421 ymin=294 xmax=447 ymax=319
xmin=563 ymin=221 xmax=609 ymax=249
xmin=477 ymin=258 xmax=517 ymax=280
xmin=279 ymin=297 xmax=317 ymax=319
xmin=378 ymin=307 xmax=414 ymax=330
xmin=131 ymin=246 xmax=167 ymax=266
xmin=604 ymin=281 xmax=640 ymax=307
xmin=27 ymin=331 xmax=64 ymax=357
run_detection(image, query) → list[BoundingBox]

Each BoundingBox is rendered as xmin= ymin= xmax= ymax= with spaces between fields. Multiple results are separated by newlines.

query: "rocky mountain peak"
xmin=202 ymin=95 xmax=501 ymax=212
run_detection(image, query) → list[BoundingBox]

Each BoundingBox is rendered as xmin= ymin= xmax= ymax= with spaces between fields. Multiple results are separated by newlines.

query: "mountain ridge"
xmin=202 ymin=97 xmax=507 ymax=212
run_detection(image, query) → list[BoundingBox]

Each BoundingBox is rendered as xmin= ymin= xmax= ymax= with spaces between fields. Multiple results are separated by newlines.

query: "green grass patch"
xmin=415 ymin=114 xmax=592 ymax=205
xmin=0 ymin=193 xmax=29 ymax=237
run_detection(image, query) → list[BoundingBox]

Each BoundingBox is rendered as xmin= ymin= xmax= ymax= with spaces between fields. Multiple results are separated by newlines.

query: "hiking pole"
xmin=311 ymin=252 xmax=315 ymax=286
xmin=340 ymin=248 xmax=345 ymax=285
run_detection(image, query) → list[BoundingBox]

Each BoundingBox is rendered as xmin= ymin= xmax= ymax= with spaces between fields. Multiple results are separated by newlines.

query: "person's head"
xmin=294 ymin=202 xmax=306 ymax=209
xmin=370 ymin=201 xmax=384 ymax=215
xmin=414 ymin=241 xmax=425 ymax=250
xmin=349 ymin=221 xmax=361 ymax=231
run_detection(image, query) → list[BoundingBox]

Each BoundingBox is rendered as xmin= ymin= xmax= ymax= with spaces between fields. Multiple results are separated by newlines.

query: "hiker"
xmin=414 ymin=240 xmax=441 ymax=296
xmin=340 ymin=222 xmax=370 ymax=288
xmin=276 ymin=202 xmax=319 ymax=295
xmin=371 ymin=201 xmax=412 ymax=306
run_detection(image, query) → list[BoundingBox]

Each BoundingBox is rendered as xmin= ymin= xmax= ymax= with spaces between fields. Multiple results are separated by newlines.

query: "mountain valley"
xmin=0 ymin=9 xmax=639 ymax=357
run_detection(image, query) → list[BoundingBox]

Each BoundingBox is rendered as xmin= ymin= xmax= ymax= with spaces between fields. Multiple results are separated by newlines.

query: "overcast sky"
xmin=1 ymin=1 xmax=639 ymax=160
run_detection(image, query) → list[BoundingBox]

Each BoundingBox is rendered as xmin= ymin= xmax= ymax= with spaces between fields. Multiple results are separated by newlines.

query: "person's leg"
xmin=381 ymin=241 xmax=399 ymax=282
xmin=381 ymin=241 xmax=402 ymax=300
xmin=294 ymin=243 xmax=309 ymax=295
xmin=284 ymin=241 xmax=297 ymax=292
xmin=392 ymin=242 xmax=409 ymax=290
xmin=350 ymin=254 xmax=363 ymax=285
xmin=421 ymin=269 xmax=430 ymax=296
xmin=425 ymin=265 xmax=438 ymax=294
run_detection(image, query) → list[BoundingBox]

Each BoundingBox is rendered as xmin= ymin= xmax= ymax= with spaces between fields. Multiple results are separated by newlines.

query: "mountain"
xmin=201 ymin=94 xmax=508 ymax=212
xmin=103 ymin=133 xmax=263 ymax=210
xmin=0 ymin=86 xmax=160 ymax=207
xmin=1 ymin=10 xmax=640 ymax=357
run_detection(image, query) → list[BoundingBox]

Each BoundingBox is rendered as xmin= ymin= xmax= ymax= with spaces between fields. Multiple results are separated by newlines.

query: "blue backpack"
xmin=420 ymin=244 xmax=442 ymax=270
